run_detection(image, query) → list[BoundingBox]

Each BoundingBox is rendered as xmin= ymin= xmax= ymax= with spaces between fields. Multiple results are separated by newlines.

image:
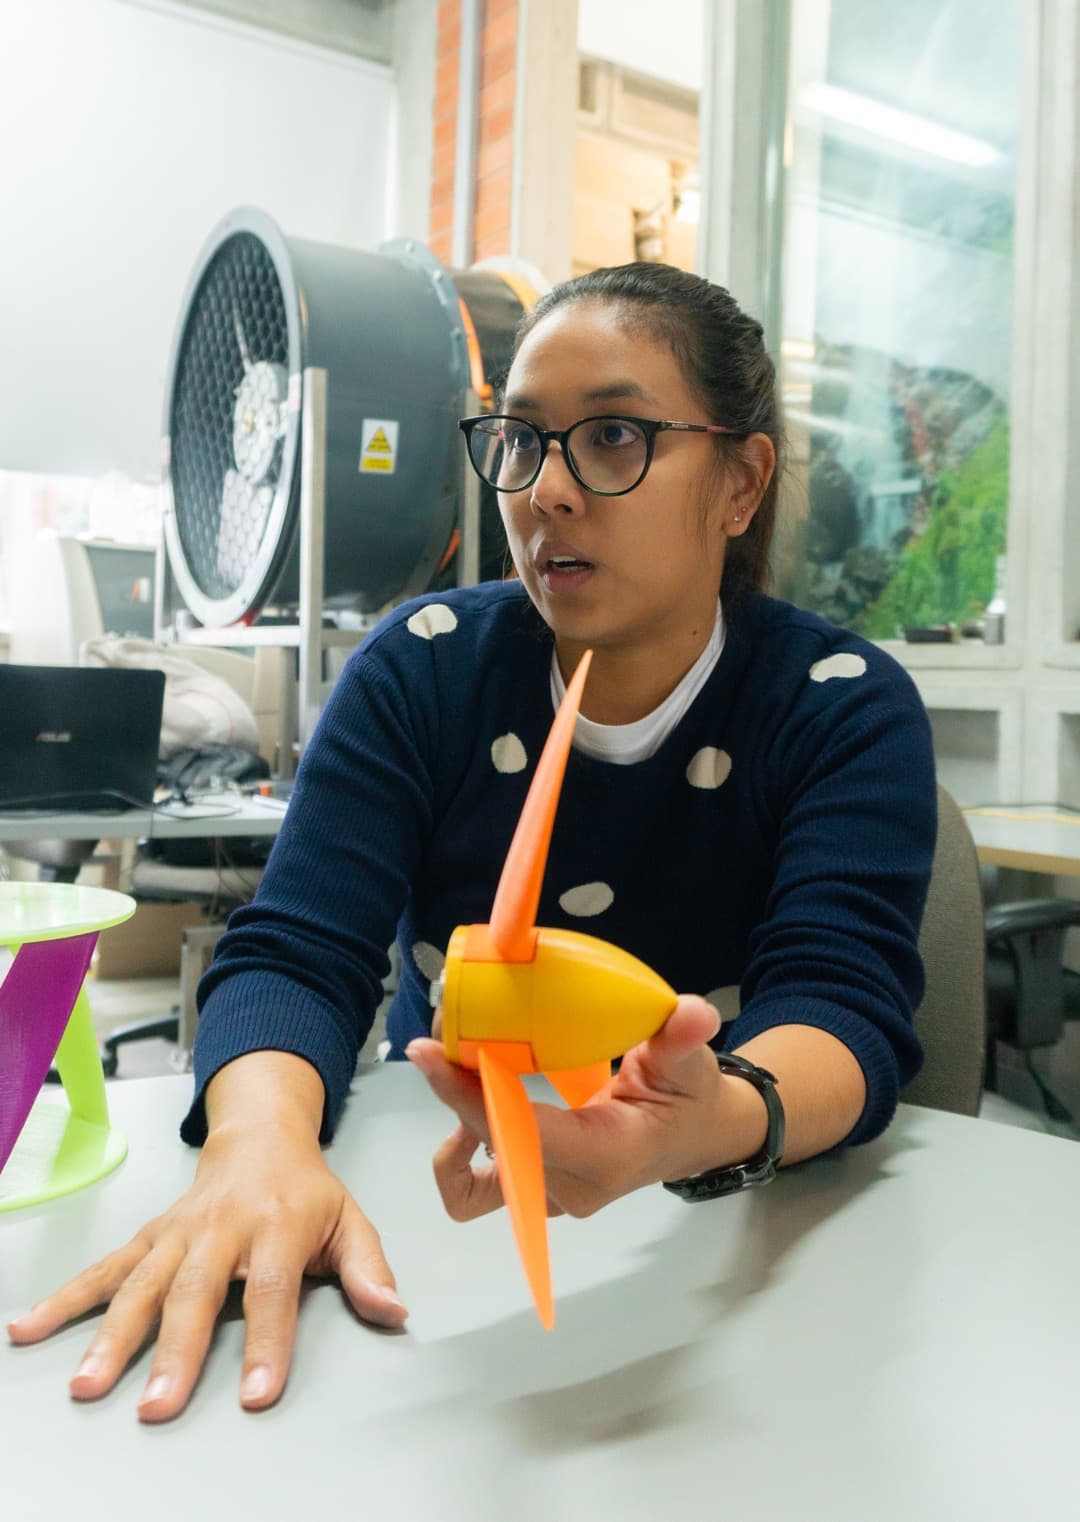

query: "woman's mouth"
xmin=540 ymin=553 xmax=596 ymax=591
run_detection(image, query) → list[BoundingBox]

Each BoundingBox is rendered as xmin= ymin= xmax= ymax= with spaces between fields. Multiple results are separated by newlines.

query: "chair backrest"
xmin=902 ymin=784 xmax=986 ymax=1116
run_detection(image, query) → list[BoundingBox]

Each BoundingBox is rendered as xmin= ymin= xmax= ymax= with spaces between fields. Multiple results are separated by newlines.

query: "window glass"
xmin=775 ymin=0 xmax=1019 ymax=639
xmin=574 ymin=0 xmax=703 ymax=276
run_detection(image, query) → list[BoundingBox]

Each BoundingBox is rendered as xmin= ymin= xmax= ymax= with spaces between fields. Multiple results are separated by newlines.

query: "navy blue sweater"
xmin=182 ymin=582 xmax=936 ymax=1149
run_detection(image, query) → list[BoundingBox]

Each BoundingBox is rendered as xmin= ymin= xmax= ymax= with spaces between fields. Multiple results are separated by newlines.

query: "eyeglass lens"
xmin=469 ymin=417 xmax=649 ymax=494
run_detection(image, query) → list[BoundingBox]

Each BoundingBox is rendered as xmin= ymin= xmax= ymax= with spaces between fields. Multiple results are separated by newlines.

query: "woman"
xmin=7 ymin=264 xmax=936 ymax=1421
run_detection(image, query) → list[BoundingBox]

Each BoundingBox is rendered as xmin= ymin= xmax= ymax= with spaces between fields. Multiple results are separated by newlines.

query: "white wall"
xmin=177 ymin=0 xmax=393 ymax=60
xmin=0 ymin=0 xmax=393 ymax=483
xmin=577 ymin=0 xmax=703 ymax=90
xmin=388 ymin=0 xmax=437 ymax=244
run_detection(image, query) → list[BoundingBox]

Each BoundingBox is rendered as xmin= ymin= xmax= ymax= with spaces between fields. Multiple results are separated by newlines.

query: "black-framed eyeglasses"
xmin=458 ymin=413 xmax=744 ymax=498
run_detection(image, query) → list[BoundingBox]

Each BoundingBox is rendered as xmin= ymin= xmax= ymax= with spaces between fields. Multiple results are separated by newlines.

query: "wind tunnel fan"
xmin=159 ymin=206 xmax=539 ymax=634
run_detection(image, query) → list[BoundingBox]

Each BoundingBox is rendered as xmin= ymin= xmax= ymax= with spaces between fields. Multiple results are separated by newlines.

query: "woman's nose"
xmin=529 ymin=442 xmax=587 ymax=517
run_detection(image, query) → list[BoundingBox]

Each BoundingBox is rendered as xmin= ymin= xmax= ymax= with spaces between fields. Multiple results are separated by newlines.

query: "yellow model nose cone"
xmin=441 ymin=926 xmax=677 ymax=1070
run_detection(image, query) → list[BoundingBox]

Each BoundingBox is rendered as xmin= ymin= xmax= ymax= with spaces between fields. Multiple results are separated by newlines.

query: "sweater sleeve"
xmin=724 ymin=656 xmax=937 ymax=1147
xmin=179 ymin=643 xmax=437 ymax=1146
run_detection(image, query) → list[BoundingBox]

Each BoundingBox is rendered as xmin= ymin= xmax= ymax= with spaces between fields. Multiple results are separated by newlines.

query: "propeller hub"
xmin=232 ymin=360 xmax=288 ymax=485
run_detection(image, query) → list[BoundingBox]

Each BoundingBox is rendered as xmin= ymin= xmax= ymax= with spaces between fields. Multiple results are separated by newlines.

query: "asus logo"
xmin=35 ymin=731 xmax=72 ymax=743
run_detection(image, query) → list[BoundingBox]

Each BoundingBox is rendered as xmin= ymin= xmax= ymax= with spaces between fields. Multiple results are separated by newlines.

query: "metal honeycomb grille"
xmin=170 ymin=233 xmax=290 ymax=600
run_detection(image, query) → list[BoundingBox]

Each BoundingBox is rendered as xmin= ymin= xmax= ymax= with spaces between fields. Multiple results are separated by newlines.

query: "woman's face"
xmin=498 ymin=300 xmax=755 ymax=655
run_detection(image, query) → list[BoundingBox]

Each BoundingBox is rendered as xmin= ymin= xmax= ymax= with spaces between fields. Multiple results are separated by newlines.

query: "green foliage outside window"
xmin=857 ymin=417 xmax=1009 ymax=639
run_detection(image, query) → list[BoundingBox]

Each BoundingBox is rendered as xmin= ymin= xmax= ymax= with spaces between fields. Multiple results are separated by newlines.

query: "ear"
xmin=724 ymin=433 xmax=776 ymax=536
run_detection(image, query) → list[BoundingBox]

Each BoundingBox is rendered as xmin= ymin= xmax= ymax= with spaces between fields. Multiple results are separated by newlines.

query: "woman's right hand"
xmin=5 ymin=1054 xmax=406 ymax=1423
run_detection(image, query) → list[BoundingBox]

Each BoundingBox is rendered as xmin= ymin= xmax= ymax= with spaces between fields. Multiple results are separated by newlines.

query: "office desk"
xmin=965 ymin=807 xmax=1080 ymax=877
xmin=2 ymin=1068 xmax=1077 ymax=1521
xmin=0 ymin=795 xmax=286 ymax=845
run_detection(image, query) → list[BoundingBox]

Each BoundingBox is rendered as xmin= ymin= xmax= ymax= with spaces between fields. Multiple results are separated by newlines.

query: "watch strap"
xmin=662 ymin=1050 xmax=785 ymax=1202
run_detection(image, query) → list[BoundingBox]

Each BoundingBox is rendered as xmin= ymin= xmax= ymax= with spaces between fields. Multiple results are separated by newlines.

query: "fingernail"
xmin=362 ymin=1280 xmax=407 ymax=1322
xmin=241 ymin=1365 xmax=272 ymax=1402
xmin=139 ymin=1375 xmax=173 ymax=1406
xmin=74 ymin=1355 xmax=105 ymax=1382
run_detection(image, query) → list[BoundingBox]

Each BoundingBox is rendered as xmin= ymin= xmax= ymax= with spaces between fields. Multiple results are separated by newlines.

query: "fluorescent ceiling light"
xmin=799 ymin=82 xmax=1003 ymax=168
xmin=784 ymin=406 xmax=883 ymax=441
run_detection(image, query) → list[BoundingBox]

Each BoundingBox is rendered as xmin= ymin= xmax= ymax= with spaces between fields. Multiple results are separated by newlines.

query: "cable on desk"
xmin=149 ymin=799 xmax=245 ymax=831
xmin=209 ymin=834 xmax=264 ymax=917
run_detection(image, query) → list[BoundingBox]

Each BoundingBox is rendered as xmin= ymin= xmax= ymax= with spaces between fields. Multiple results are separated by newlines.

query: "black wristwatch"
xmin=662 ymin=1051 xmax=785 ymax=1202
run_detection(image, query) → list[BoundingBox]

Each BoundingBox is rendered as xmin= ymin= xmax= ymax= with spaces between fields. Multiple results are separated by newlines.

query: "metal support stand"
xmin=298 ymin=366 xmax=328 ymax=755
xmin=175 ymin=921 xmax=229 ymax=1064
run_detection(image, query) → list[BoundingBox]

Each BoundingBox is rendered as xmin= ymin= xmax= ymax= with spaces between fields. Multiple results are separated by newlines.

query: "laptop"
xmin=0 ymin=665 xmax=165 ymax=812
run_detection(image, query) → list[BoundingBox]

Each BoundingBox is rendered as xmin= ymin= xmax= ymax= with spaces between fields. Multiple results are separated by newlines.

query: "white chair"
xmin=9 ymin=529 xmax=156 ymax=667
xmin=5 ymin=532 xmax=159 ymax=880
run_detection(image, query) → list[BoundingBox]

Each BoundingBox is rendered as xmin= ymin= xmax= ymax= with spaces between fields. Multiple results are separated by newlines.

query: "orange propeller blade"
xmin=488 ymin=650 xmax=592 ymax=962
xmin=477 ymin=1045 xmax=554 ymax=1330
xmin=546 ymin=1061 xmax=611 ymax=1110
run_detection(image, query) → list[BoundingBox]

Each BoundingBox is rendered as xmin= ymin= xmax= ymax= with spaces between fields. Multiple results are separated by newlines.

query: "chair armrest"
xmin=985 ymin=898 xmax=1080 ymax=944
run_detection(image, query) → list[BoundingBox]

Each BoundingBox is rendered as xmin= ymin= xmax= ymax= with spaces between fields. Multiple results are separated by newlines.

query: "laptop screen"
xmin=0 ymin=665 xmax=165 ymax=812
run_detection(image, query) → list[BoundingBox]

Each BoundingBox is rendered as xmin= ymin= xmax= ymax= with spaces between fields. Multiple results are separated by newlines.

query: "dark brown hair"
xmin=511 ymin=263 xmax=783 ymax=601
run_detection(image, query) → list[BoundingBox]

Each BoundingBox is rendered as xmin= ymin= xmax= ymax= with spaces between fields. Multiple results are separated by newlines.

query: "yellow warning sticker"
xmin=360 ymin=418 xmax=399 ymax=475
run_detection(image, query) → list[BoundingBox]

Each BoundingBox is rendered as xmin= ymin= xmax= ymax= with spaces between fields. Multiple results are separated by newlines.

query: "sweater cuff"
xmin=179 ymin=970 xmax=358 ymax=1147
xmin=722 ymin=995 xmax=911 ymax=1148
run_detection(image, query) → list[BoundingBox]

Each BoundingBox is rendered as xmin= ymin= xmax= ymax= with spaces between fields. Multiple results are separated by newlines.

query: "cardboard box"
xmin=94 ymin=899 xmax=210 ymax=981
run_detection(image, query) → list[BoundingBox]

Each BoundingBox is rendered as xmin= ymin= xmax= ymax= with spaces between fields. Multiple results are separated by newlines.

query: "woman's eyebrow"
xmin=582 ymin=380 xmax=652 ymax=405
xmin=503 ymin=380 xmax=654 ymax=413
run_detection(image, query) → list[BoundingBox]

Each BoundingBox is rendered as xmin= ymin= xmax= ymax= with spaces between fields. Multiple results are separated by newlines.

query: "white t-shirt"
xmin=550 ymin=601 xmax=725 ymax=765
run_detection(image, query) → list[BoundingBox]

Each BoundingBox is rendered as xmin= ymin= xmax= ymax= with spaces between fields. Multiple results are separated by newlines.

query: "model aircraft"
xmin=436 ymin=651 xmax=678 ymax=1328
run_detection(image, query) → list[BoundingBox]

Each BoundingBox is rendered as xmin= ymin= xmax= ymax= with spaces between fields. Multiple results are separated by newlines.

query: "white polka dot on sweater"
xmin=406 ymin=604 xmax=458 ymax=640
xmin=703 ymin=985 xmax=741 ymax=1022
xmin=412 ymin=940 xmax=446 ymax=982
xmin=491 ymin=733 xmax=528 ymax=774
xmin=686 ymin=747 xmax=732 ymax=790
xmin=559 ymin=882 xmax=614 ymax=917
xmin=809 ymin=652 xmax=867 ymax=683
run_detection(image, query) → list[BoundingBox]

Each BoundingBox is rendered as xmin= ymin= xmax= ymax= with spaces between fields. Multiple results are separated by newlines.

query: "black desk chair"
xmin=984 ymin=897 xmax=1080 ymax=1120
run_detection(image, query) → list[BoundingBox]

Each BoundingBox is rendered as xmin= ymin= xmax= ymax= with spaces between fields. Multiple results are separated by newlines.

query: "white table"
xmin=2 ymin=1066 xmax=1077 ymax=1521
xmin=0 ymin=794 xmax=286 ymax=845
xmin=965 ymin=807 xmax=1080 ymax=877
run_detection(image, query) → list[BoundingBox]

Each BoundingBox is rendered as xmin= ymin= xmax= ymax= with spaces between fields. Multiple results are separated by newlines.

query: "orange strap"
xmin=457 ymin=295 xmax=493 ymax=407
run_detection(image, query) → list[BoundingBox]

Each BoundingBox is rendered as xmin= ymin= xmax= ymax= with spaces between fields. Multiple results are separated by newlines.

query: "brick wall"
xmin=430 ymin=0 xmax=518 ymax=267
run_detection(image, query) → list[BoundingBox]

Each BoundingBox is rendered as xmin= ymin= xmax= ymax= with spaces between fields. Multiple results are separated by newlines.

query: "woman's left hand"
xmin=405 ymin=996 xmax=767 ymax=1221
